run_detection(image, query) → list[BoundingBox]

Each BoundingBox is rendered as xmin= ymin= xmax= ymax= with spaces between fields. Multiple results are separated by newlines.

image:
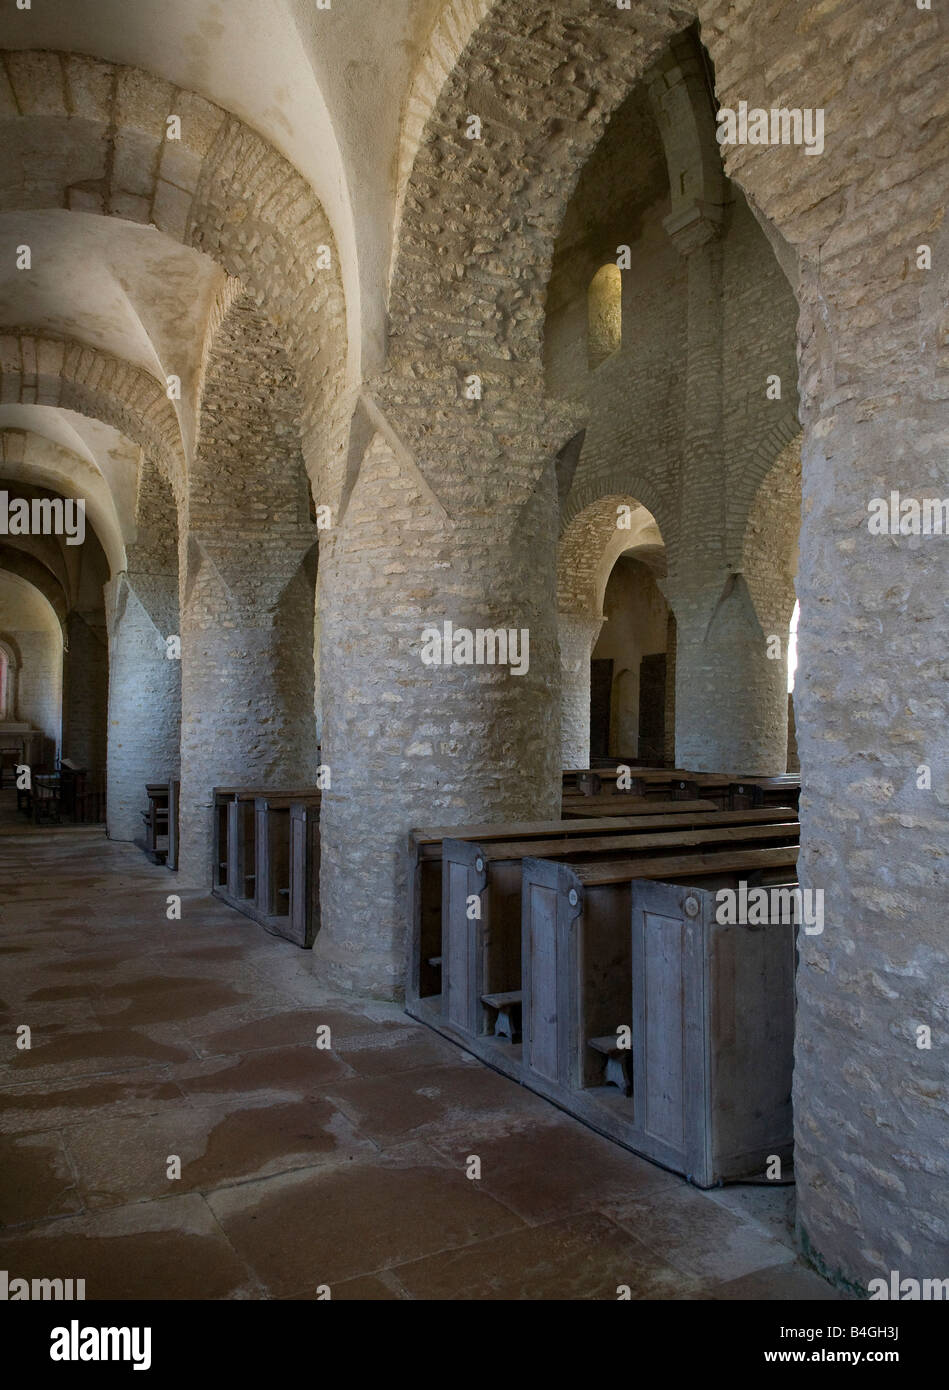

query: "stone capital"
xmin=662 ymin=200 xmax=724 ymax=256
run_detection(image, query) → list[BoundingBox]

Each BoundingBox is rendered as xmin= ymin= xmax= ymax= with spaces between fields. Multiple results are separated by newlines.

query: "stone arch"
xmin=740 ymin=430 xmax=802 ymax=636
xmin=0 ymin=567 xmax=64 ymax=760
xmin=389 ymin=3 xmax=693 ymax=404
xmin=728 ymin=409 xmax=802 ymax=571
xmin=558 ymin=492 xmax=664 ymax=618
xmin=0 ymin=545 xmax=67 ymax=627
xmin=0 ymin=632 xmax=22 ymax=720
xmin=558 ymin=490 xmax=666 ymax=768
xmin=0 ymin=426 xmax=129 ymax=576
xmin=0 ymin=52 xmax=348 ymax=493
xmin=0 ymin=331 xmax=185 ymax=497
xmin=561 ymin=471 xmax=676 ymax=558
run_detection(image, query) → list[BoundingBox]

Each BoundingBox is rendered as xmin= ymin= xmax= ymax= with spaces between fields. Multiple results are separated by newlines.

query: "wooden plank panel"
xmin=574 ymin=844 xmax=798 ymax=887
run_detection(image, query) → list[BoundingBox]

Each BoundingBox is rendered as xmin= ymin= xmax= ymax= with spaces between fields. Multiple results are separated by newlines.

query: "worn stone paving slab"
xmin=173 ymin=1043 xmax=356 ymax=1106
xmin=323 ymin=1059 xmax=552 ymax=1145
xmin=63 ymin=1094 xmax=376 ymax=1210
xmin=0 ymin=1020 xmax=197 ymax=1085
xmin=0 ymin=1129 xmax=83 ymax=1227
xmin=0 ymin=1068 xmax=188 ymax=1134
xmin=389 ymin=1210 xmax=707 ymax=1301
xmin=206 ymin=1142 xmax=526 ymax=1293
xmin=600 ymin=1182 xmax=798 ymax=1284
xmin=425 ymin=1115 xmax=679 ymax=1225
xmin=0 ymin=1193 xmax=263 ymax=1299
xmin=708 ymin=1264 xmax=848 ymax=1300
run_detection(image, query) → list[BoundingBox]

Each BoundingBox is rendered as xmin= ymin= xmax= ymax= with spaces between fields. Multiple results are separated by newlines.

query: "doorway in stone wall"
xmin=589 ymin=657 xmax=613 ymax=760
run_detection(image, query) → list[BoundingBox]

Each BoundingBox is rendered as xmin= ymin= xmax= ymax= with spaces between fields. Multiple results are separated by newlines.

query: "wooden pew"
xmin=289 ymin=799 xmax=321 ymax=947
xmin=212 ymin=785 xmax=321 ymax=947
xmin=564 ymin=768 xmax=801 ymax=812
xmin=519 ymin=848 xmax=798 ymax=1186
xmin=519 ymin=845 xmax=799 ymax=1184
xmin=253 ymin=792 xmax=322 ymax=946
xmin=408 ymin=799 xmax=758 ymax=1008
xmin=562 ymin=795 xmax=715 ymax=818
xmin=212 ymin=786 xmax=279 ymax=907
xmin=73 ymin=769 xmax=106 ymax=824
xmin=139 ymin=782 xmax=170 ymax=861
xmin=728 ymin=775 xmax=801 ymax=809
xmin=58 ymin=759 xmax=86 ymax=820
xmin=441 ymin=811 xmax=799 ymax=1044
xmin=166 ymin=779 xmax=180 ymax=870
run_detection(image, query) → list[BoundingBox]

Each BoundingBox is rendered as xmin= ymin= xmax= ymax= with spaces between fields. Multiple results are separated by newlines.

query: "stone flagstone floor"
xmin=0 ymin=796 xmax=847 ymax=1300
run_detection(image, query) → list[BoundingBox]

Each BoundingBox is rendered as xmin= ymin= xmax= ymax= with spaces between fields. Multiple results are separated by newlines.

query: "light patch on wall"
xmin=788 ymin=599 xmax=800 ymax=693
xmin=588 ymin=264 xmax=622 ymax=370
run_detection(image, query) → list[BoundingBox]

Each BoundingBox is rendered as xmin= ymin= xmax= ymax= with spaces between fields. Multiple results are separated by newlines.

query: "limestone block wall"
xmin=558 ymin=612 xmax=604 ymax=770
xmin=316 ymin=421 xmax=564 ymax=997
xmin=105 ymin=575 xmax=180 ymax=843
xmin=178 ymin=294 xmax=319 ymax=885
xmin=0 ymin=572 xmax=62 ymax=758
xmin=8 ymin=628 xmax=60 ymax=755
xmin=699 ymin=0 xmax=949 ymax=1291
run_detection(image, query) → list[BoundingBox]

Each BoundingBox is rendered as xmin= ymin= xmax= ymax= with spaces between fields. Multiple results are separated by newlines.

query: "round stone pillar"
xmin=177 ymin=542 xmax=318 ymax=886
xmin=105 ymin=573 xmax=180 ymax=842
xmin=313 ymin=422 xmax=563 ymax=998
xmin=667 ymin=573 xmax=792 ymax=775
xmin=558 ymin=612 xmax=605 ymax=769
xmin=790 ymin=237 xmax=949 ymax=1285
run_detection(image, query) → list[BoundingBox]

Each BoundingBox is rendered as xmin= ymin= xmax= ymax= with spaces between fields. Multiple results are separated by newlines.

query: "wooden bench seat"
xmin=480 ymin=990 xmax=523 ymax=1042
xmin=520 ymin=845 xmax=799 ymax=1185
xmin=562 ymin=796 xmax=717 ymax=818
xmin=410 ymin=826 xmax=799 ymax=1186
xmin=587 ymin=1034 xmax=633 ymax=1097
xmin=254 ymin=793 xmax=322 ymax=947
xmin=138 ymin=782 xmax=170 ymax=861
xmin=213 ymin=786 xmax=321 ymax=947
xmin=439 ymin=813 xmax=798 ymax=1044
xmin=409 ymin=800 xmax=734 ymax=1006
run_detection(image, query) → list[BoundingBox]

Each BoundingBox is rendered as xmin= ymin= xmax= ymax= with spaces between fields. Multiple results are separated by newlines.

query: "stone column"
xmin=790 ymin=231 xmax=949 ymax=1282
xmin=105 ymin=572 xmax=180 ymax=842
xmin=661 ymin=201 xmax=791 ymax=774
xmin=177 ymin=537 xmax=319 ymax=886
xmin=558 ymin=612 xmax=605 ymax=769
xmin=313 ymin=397 xmax=566 ymax=998
xmin=665 ymin=570 xmax=793 ymax=775
xmin=62 ymin=610 xmax=108 ymax=770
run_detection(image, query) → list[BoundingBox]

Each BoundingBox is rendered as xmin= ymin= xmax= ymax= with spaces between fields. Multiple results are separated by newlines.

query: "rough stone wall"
xmin=178 ymin=293 xmax=319 ymax=885
xmin=541 ymin=37 xmax=800 ymax=780
xmin=317 ymin=422 xmax=562 ymax=994
xmin=0 ymin=572 xmax=61 ymax=755
xmin=544 ymin=90 xmax=686 ymax=555
xmin=698 ymin=0 xmax=949 ymax=1289
xmin=9 ymin=628 xmax=60 ymax=754
xmin=742 ymin=433 xmax=802 ymax=640
xmin=106 ymin=456 xmax=181 ymax=842
xmin=105 ymin=574 xmax=180 ymax=842
xmin=558 ymin=611 xmax=604 ymax=770
xmin=721 ymin=196 xmax=801 ymax=566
